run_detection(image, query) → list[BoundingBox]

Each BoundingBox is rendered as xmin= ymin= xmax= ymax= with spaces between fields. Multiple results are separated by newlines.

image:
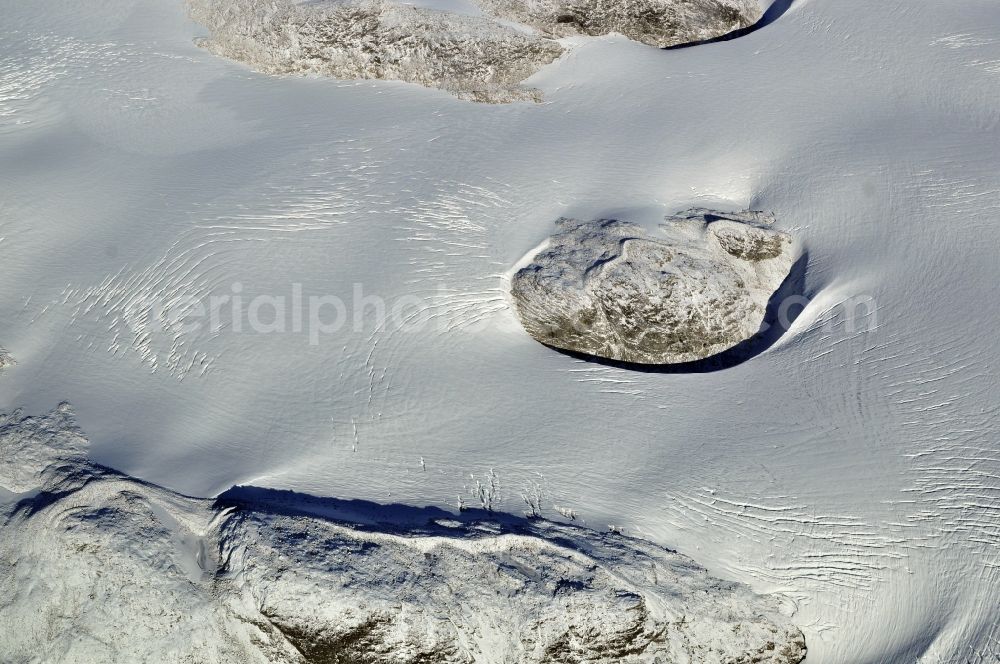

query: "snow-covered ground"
xmin=2 ymin=0 xmax=1000 ymax=661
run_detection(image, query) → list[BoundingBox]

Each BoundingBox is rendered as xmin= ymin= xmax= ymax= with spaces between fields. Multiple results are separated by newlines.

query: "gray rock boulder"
xmin=510 ymin=209 xmax=796 ymax=364
xmin=0 ymin=347 xmax=13 ymax=374
xmin=475 ymin=0 xmax=762 ymax=48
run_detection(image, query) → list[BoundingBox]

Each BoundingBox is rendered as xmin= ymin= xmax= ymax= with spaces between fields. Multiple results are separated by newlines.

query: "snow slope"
xmin=2 ymin=0 xmax=1000 ymax=661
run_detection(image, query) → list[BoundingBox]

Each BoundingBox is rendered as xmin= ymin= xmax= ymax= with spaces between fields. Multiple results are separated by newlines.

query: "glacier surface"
xmin=2 ymin=0 xmax=1000 ymax=661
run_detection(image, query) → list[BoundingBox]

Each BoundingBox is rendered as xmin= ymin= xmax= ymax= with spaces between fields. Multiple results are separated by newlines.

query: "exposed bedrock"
xmin=510 ymin=209 xmax=798 ymax=365
xmin=187 ymin=0 xmax=565 ymax=102
xmin=0 ymin=405 xmax=806 ymax=663
xmin=475 ymin=0 xmax=762 ymax=48
xmin=186 ymin=0 xmax=762 ymax=101
xmin=0 ymin=347 xmax=13 ymax=373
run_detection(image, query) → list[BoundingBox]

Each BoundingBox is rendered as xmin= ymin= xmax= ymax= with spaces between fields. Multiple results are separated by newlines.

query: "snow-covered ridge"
xmin=510 ymin=210 xmax=797 ymax=365
xmin=186 ymin=0 xmax=760 ymax=100
xmin=0 ymin=405 xmax=806 ymax=662
xmin=0 ymin=347 xmax=12 ymax=374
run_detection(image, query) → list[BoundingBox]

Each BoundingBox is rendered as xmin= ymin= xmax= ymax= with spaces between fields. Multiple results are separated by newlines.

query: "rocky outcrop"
xmin=187 ymin=0 xmax=564 ymax=103
xmin=0 ymin=405 xmax=806 ymax=663
xmin=475 ymin=0 xmax=762 ymax=48
xmin=0 ymin=347 xmax=12 ymax=373
xmin=510 ymin=210 xmax=796 ymax=364
xmin=186 ymin=0 xmax=761 ymax=101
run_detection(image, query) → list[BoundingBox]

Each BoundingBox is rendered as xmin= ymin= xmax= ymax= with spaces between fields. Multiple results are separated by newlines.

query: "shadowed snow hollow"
xmin=186 ymin=0 xmax=760 ymax=100
xmin=510 ymin=210 xmax=796 ymax=365
xmin=0 ymin=406 xmax=806 ymax=663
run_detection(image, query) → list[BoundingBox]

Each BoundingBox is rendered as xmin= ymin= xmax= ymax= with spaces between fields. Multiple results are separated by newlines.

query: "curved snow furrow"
xmin=0 ymin=33 xmax=123 ymax=133
xmin=391 ymin=180 xmax=512 ymax=266
xmin=930 ymin=33 xmax=997 ymax=50
xmin=917 ymin=173 xmax=1000 ymax=222
xmin=562 ymin=365 xmax=653 ymax=402
xmin=57 ymin=141 xmax=393 ymax=380
xmin=663 ymin=488 xmax=906 ymax=593
xmin=829 ymin=314 xmax=1000 ymax=661
xmin=62 ymin=241 xmax=224 ymax=380
xmin=200 ymin=154 xmax=384 ymax=233
xmin=930 ymin=29 xmax=1000 ymax=83
xmin=350 ymin=178 xmax=518 ymax=421
xmin=0 ymin=31 xmax=202 ymax=143
xmin=65 ymin=248 xmax=221 ymax=378
xmin=351 ymin=286 xmax=513 ymax=428
xmin=866 ymin=329 xmax=999 ymax=549
xmin=0 ymin=39 xmax=66 ymax=133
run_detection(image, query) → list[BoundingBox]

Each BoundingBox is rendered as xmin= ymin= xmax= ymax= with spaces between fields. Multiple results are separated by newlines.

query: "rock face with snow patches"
xmin=186 ymin=0 xmax=760 ymax=101
xmin=0 ymin=405 xmax=806 ymax=663
xmin=187 ymin=0 xmax=566 ymax=102
xmin=475 ymin=0 xmax=762 ymax=48
xmin=0 ymin=348 xmax=13 ymax=374
xmin=510 ymin=210 xmax=796 ymax=365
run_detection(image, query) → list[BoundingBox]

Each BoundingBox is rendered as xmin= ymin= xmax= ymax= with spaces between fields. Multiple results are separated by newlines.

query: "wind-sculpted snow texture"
xmin=187 ymin=0 xmax=564 ymax=102
xmin=510 ymin=211 xmax=795 ymax=364
xmin=474 ymin=0 xmax=761 ymax=48
xmin=0 ymin=406 xmax=806 ymax=663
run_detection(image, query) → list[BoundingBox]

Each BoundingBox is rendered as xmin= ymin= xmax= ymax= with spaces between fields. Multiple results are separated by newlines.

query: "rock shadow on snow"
xmin=663 ymin=0 xmax=796 ymax=49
